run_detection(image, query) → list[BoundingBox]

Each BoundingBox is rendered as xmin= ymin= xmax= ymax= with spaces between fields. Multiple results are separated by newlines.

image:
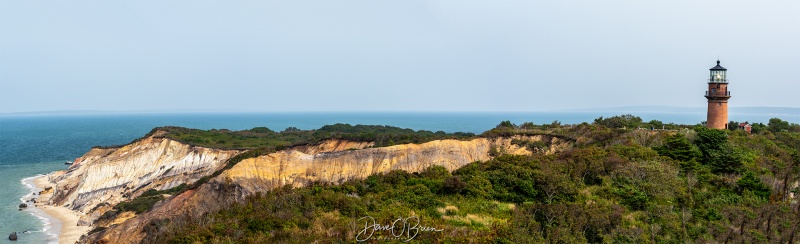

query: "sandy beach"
xmin=32 ymin=175 xmax=92 ymax=244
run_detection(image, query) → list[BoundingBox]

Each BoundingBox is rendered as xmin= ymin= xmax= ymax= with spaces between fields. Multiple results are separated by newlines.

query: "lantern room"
xmin=709 ymin=60 xmax=727 ymax=83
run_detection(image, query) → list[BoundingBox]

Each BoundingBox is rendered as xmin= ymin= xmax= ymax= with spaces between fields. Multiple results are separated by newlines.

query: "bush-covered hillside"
xmin=155 ymin=124 xmax=476 ymax=150
xmin=134 ymin=115 xmax=799 ymax=243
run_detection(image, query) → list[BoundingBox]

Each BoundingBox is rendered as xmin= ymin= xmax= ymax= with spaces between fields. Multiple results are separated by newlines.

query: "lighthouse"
xmin=705 ymin=60 xmax=731 ymax=129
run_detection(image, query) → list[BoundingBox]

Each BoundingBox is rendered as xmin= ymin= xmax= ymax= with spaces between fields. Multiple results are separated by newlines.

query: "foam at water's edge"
xmin=21 ymin=175 xmax=60 ymax=244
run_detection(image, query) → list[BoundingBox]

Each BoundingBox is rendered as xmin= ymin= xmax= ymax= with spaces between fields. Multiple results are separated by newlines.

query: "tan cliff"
xmin=223 ymin=135 xmax=567 ymax=195
xmin=81 ymin=134 xmax=571 ymax=243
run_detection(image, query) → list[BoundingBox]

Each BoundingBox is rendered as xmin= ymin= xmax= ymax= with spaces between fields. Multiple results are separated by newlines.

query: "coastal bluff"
xmin=38 ymin=129 xmax=570 ymax=243
xmin=46 ymin=130 xmax=240 ymax=221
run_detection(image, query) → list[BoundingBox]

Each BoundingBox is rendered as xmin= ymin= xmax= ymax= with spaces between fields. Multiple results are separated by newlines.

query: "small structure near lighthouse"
xmin=705 ymin=60 xmax=731 ymax=129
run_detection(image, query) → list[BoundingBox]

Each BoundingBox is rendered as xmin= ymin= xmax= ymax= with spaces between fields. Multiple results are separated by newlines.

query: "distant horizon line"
xmin=2 ymin=106 xmax=799 ymax=116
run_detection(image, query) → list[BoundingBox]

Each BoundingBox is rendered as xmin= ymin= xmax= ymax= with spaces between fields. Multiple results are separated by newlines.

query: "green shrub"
xmin=736 ymin=171 xmax=771 ymax=200
xmin=593 ymin=114 xmax=643 ymax=128
xmin=655 ymin=133 xmax=702 ymax=162
xmin=612 ymin=179 xmax=650 ymax=210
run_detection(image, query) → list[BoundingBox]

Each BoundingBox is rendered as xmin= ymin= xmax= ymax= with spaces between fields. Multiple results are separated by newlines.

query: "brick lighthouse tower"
xmin=705 ymin=60 xmax=731 ymax=129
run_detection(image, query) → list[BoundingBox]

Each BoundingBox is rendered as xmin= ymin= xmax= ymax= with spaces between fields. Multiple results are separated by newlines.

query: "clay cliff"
xmin=40 ymin=131 xmax=571 ymax=243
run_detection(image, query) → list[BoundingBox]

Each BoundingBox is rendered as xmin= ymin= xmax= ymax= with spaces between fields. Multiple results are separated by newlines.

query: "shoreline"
xmin=30 ymin=174 xmax=92 ymax=244
xmin=20 ymin=175 xmax=59 ymax=243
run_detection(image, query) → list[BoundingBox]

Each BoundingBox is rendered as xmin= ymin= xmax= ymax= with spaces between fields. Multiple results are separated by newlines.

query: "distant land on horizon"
xmin=2 ymin=106 xmax=799 ymax=118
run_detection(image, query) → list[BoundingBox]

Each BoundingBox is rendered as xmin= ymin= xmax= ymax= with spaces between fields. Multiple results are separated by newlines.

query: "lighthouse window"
xmin=718 ymin=103 xmax=722 ymax=106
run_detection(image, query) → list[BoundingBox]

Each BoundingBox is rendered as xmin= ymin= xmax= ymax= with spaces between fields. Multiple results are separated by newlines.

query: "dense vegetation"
xmin=156 ymin=126 xmax=313 ymax=150
xmin=312 ymin=124 xmax=475 ymax=147
xmin=157 ymin=124 xmax=476 ymax=150
xmin=127 ymin=116 xmax=800 ymax=243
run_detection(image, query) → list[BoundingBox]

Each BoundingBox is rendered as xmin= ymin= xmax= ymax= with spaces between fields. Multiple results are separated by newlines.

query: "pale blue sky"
xmin=1 ymin=1 xmax=798 ymax=113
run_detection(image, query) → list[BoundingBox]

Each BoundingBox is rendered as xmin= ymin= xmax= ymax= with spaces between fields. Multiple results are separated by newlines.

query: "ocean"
xmin=0 ymin=111 xmax=797 ymax=243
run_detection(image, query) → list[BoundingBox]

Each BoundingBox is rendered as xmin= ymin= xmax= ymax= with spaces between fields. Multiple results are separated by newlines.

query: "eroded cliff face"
xmin=46 ymin=131 xmax=240 ymax=222
xmin=223 ymin=136 xmax=565 ymax=195
xmin=82 ymin=135 xmax=571 ymax=243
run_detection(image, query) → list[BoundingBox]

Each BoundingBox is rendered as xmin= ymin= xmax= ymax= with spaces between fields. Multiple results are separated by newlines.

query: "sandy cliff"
xmin=223 ymin=136 xmax=566 ymax=195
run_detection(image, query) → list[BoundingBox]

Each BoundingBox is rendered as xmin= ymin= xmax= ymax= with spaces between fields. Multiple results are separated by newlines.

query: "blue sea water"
xmin=0 ymin=111 xmax=797 ymax=243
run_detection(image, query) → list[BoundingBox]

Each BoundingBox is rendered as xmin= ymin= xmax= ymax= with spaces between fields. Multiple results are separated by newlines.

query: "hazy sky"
xmin=1 ymin=1 xmax=798 ymax=113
